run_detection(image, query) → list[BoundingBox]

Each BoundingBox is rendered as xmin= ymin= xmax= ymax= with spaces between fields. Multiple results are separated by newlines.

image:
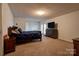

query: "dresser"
xmin=46 ymin=28 xmax=58 ymax=39
xmin=4 ymin=36 xmax=16 ymax=55
xmin=73 ymin=38 xmax=79 ymax=56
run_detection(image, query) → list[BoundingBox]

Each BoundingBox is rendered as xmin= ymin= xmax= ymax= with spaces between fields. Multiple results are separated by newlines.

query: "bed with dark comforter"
xmin=16 ymin=31 xmax=42 ymax=43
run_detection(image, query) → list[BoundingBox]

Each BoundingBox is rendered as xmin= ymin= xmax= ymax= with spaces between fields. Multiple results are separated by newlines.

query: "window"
xmin=25 ymin=21 xmax=40 ymax=31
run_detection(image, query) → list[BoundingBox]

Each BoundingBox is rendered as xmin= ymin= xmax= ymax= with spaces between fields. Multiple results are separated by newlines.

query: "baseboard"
xmin=59 ymin=39 xmax=73 ymax=44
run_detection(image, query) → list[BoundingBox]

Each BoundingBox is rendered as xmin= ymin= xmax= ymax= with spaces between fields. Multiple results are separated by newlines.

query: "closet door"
xmin=0 ymin=3 xmax=3 ymax=55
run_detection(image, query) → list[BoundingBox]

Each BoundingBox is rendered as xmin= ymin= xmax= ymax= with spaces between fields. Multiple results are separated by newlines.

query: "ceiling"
xmin=9 ymin=3 xmax=79 ymax=20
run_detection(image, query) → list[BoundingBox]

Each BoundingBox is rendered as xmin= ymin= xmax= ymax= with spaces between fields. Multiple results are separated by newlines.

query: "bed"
xmin=16 ymin=31 xmax=42 ymax=43
xmin=8 ymin=26 xmax=42 ymax=44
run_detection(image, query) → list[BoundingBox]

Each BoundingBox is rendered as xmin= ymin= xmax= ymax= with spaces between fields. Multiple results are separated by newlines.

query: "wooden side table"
xmin=73 ymin=38 xmax=79 ymax=56
xmin=4 ymin=35 xmax=16 ymax=55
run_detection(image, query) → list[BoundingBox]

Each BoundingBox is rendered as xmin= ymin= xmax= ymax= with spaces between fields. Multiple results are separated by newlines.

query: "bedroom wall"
xmin=14 ymin=18 xmax=26 ymax=31
xmin=2 ymin=3 xmax=14 ymax=36
xmin=46 ymin=11 xmax=79 ymax=42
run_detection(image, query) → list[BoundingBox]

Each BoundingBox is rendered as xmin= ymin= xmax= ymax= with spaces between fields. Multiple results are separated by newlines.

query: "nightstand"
xmin=73 ymin=38 xmax=79 ymax=56
xmin=4 ymin=36 xmax=16 ymax=55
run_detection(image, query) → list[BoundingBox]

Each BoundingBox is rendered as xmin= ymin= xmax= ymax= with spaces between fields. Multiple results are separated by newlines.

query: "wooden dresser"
xmin=46 ymin=28 xmax=58 ymax=39
xmin=4 ymin=36 xmax=16 ymax=55
xmin=73 ymin=38 xmax=79 ymax=56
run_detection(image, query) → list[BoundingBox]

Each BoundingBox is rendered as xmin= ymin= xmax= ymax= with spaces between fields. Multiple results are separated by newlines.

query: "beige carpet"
xmin=5 ymin=36 xmax=74 ymax=56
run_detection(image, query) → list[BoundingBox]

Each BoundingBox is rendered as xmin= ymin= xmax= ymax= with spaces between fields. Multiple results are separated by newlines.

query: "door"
xmin=0 ymin=3 xmax=3 ymax=55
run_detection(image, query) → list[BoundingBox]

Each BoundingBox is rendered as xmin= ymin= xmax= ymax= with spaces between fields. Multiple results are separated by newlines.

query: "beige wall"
xmin=47 ymin=11 xmax=79 ymax=42
xmin=14 ymin=18 xmax=28 ymax=31
xmin=1 ymin=4 xmax=14 ymax=55
xmin=0 ymin=3 xmax=3 ymax=56
xmin=2 ymin=3 xmax=14 ymax=36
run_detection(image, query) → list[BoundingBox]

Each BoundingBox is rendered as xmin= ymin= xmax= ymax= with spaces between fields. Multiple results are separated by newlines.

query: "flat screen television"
xmin=48 ymin=22 xmax=55 ymax=28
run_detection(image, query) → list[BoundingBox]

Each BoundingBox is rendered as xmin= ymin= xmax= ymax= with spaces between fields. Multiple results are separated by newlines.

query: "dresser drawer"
xmin=73 ymin=38 xmax=79 ymax=56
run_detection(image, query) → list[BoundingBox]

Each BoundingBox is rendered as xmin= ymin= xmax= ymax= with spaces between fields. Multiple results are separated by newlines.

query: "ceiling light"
xmin=36 ymin=10 xmax=45 ymax=16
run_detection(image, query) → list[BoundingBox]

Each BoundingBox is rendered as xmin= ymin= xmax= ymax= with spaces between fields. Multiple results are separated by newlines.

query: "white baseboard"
xmin=59 ymin=39 xmax=73 ymax=43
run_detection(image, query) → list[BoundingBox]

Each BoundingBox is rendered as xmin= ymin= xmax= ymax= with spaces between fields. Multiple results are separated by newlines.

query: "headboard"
xmin=8 ymin=26 xmax=12 ymax=36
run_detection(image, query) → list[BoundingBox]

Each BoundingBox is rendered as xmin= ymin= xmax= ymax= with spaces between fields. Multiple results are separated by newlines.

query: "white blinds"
xmin=25 ymin=21 xmax=40 ymax=31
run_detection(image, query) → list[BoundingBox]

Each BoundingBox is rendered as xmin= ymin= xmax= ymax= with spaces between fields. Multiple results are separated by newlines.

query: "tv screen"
xmin=48 ymin=22 xmax=55 ymax=28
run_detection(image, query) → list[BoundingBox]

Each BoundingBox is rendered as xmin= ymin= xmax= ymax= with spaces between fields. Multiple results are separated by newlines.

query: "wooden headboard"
xmin=8 ymin=26 xmax=12 ymax=36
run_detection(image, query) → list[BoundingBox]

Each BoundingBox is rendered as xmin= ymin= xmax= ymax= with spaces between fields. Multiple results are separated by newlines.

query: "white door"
xmin=0 ymin=4 xmax=3 ymax=55
xmin=44 ymin=24 xmax=47 ymax=35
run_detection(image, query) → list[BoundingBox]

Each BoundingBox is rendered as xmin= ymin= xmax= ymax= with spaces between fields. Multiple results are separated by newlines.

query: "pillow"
xmin=18 ymin=28 xmax=22 ymax=33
